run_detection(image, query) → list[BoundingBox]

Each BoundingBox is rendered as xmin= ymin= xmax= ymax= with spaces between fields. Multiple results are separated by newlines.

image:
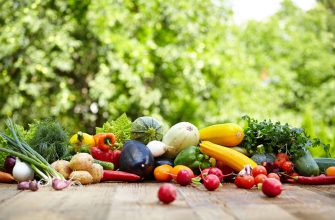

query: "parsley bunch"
xmin=240 ymin=115 xmax=330 ymax=159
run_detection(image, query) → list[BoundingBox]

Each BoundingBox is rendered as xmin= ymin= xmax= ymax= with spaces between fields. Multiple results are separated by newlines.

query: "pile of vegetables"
xmin=1 ymin=113 xmax=334 ymax=201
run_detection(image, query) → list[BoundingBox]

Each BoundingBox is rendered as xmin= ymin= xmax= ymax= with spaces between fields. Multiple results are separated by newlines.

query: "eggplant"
xmin=154 ymin=157 xmax=174 ymax=167
xmin=119 ymin=140 xmax=154 ymax=179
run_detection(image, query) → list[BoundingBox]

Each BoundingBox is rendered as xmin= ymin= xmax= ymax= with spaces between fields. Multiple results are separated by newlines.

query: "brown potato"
xmin=88 ymin=163 xmax=103 ymax=183
xmin=69 ymin=153 xmax=93 ymax=171
xmin=51 ymin=160 xmax=72 ymax=179
xmin=69 ymin=171 xmax=93 ymax=185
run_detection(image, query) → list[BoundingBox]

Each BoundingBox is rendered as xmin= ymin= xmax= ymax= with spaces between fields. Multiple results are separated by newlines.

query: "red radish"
xmin=203 ymin=174 xmax=220 ymax=191
xmin=234 ymin=175 xmax=255 ymax=189
xmin=176 ymin=170 xmax=192 ymax=186
xmin=252 ymin=165 xmax=267 ymax=177
xmin=158 ymin=184 xmax=176 ymax=204
xmin=267 ymin=173 xmax=280 ymax=181
xmin=262 ymin=178 xmax=282 ymax=197
xmin=201 ymin=168 xmax=224 ymax=182
xmin=254 ymin=174 xmax=267 ymax=185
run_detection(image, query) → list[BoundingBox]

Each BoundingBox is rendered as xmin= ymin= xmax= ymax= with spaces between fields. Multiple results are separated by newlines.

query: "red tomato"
xmin=281 ymin=161 xmax=294 ymax=174
xmin=234 ymin=175 xmax=255 ymax=189
xmin=276 ymin=153 xmax=289 ymax=161
xmin=252 ymin=165 xmax=267 ymax=177
xmin=267 ymin=173 xmax=280 ymax=181
xmin=254 ymin=174 xmax=267 ymax=185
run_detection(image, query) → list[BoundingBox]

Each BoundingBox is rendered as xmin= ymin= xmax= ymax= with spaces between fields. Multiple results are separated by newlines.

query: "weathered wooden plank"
xmin=0 ymin=182 xmax=334 ymax=220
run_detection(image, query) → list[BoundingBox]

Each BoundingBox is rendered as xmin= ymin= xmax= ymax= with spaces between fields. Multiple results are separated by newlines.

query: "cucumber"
xmin=94 ymin=160 xmax=114 ymax=170
xmin=294 ymin=150 xmax=319 ymax=176
xmin=314 ymin=158 xmax=335 ymax=173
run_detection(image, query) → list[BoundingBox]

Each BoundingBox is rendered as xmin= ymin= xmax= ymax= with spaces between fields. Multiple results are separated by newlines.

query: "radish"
xmin=201 ymin=168 xmax=224 ymax=182
xmin=262 ymin=178 xmax=282 ymax=197
xmin=176 ymin=170 xmax=192 ymax=186
xmin=158 ymin=184 xmax=176 ymax=204
xmin=203 ymin=174 xmax=220 ymax=191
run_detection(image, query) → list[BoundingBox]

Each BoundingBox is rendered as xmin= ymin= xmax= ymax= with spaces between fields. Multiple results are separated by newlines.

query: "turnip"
xmin=69 ymin=153 xmax=94 ymax=171
xmin=158 ymin=183 xmax=176 ymax=204
xmin=262 ymin=178 xmax=282 ymax=197
xmin=69 ymin=171 xmax=93 ymax=185
xmin=147 ymin=141 xmax=167 ymax=157
xmin=51 ymin=160 xmax=72 ymax=179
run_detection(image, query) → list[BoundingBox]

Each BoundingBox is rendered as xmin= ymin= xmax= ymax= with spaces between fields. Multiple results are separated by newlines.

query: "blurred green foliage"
xmin=0 ymin=0 xmax=334 ymax=156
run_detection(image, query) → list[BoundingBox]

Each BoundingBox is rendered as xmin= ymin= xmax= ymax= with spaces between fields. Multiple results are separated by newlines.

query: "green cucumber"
xmin=94 ymin=160 xmax=114 ymax=170
xmin=294 ymin=150 xmax=319 ymax=176
xmin=314 ymin=158 xmax=335 ymax=173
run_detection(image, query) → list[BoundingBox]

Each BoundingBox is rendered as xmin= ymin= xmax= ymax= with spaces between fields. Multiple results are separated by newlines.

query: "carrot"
xmin=0 ymin=171 xmax=15 ymax=183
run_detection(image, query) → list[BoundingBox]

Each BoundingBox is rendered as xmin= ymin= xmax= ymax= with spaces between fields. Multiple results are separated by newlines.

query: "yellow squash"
xmin=199 ymin=141 xmax=257 ymax=172
xmin=199 ymin=123 xmax=244 ymax=147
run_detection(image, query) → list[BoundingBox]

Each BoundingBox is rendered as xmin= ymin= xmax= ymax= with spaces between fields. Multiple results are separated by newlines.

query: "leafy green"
xmin=96 ymin=113 xmax=132 ymax=148
xmin=28 ymin=119 xmax=69 ymax=163
xmin=240 ymin=115 xmax=331 ymax=160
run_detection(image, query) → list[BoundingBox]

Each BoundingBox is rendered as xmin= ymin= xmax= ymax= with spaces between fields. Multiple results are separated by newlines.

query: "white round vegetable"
xmin=146 ymin=141 xmax=167 ymax=157
xmin=12 ymin=158 xmax=34 ymax=182
xmin=162 ymin=122 xmax=200 ymax=158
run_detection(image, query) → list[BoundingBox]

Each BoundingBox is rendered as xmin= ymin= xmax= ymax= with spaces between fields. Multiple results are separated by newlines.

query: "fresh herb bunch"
xmin=96 ymin=113 xmax=132 ymax=148
xmin=28 ymin=119 xmax=69 ymax=163
xmin=240 ymin=115 xmax=330 ymax=159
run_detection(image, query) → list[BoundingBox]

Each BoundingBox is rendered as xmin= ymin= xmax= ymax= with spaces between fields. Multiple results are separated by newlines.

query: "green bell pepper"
xmin=174 ymin=145 xmax=212 ymax=173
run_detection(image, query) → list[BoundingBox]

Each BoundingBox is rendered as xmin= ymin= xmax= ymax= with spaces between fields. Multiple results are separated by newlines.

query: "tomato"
xmin=275 ymin=153 xmax=289 ymax=168
xmin=252 ymin=165 xmax=267 ymax=177
xmin=326 ymin=167 xmax=335 ymax=176
xmin=154 ymin=165 xmax=173 ymax=182
xmin=281 ymin=161 xmax=294 ymax=174
xmin=276 ymin=153 xmax=289 ymax=161
xmin=234 ymin=175 xmax=255 ymax=189
xmin=170 ymin=165 xmax=193 ymax=180
xmin=254 ymin=174 xmax=267 ymax=185
xmin=267 ymin=173 xmax=280 ymax=181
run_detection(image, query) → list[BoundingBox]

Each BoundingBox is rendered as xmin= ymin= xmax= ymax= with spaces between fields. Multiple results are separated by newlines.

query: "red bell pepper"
xmin=90 ymin=147 xmax=121 ymax=169
xmin=93 ymin=133 xmax=116 ymax=151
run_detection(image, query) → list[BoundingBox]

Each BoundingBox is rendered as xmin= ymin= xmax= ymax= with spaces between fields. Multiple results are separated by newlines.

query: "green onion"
xmin=0 ymin=118 xmax=64 ymax=184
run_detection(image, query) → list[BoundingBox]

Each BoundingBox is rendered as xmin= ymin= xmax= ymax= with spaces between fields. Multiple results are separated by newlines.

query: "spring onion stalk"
xmin=0 ymin=118 xmax=64 ymax=184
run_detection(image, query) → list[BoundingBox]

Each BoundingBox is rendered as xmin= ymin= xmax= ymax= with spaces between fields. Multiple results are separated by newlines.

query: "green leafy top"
xmin=96 ymin=113 xmax=132 ymax=148
xmin=240 ymin=115 xmax=330 ymax=160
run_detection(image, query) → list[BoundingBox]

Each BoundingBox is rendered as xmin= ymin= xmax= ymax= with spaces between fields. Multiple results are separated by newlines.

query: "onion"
xmin=4 ymin=156 xmax=16 ymax=174
xmin=29 ymin=180 xmax=39 ymax=191
xmin=17 ymin=181 xmax=30 ymax=190
xmin=12 ymin=158 xmax=34 ymax=182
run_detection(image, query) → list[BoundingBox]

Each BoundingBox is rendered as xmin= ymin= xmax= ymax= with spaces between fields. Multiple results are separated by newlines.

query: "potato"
xmin=69 ymin=171 xmax=93 ymax=185
xmin=51 ymin=160 xmax=72 ymax=179
xmin=88 ymin=163 xmax=103 ymax=183
xmin=69 ymin=153 xmax=94 ymax=171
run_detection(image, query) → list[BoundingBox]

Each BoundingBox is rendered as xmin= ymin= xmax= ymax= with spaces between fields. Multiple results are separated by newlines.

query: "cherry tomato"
xmin=276 ymin=153 xmax=289 ymax=161
xmin=267 ymin=173 xmax=280 ymax=181
xmin=154 ymin=165 xmax=173 ymax=182
xmin=326 ymin=167 xmax=335 ymax=176
xmin=234 ymin=175 xmax=255 ymax=189
xmin=254 ymin=174 xmax=267 ymax=185
xmin=281 ymin=161 xmax=294 ymax=174
xmin=252 ymin=165 xmax=267 ymax=177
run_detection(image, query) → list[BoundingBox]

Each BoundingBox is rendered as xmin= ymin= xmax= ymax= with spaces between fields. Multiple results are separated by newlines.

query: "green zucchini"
xmin=94 ymin=159 xmax=114 ymax=170
xmin=294 ymin=150 xmax=319 ymax=176
xmin=314 ymin=158 xmax=335 ymax=173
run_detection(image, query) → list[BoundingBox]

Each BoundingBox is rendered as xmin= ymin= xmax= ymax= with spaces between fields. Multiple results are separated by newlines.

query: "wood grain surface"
xmin=0 ymin=183 xmax=334 ymax=220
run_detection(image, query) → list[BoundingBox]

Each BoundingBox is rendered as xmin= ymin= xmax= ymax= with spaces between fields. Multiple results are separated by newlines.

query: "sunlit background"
xmin=0 ymin=0 xmax=334 ymax=155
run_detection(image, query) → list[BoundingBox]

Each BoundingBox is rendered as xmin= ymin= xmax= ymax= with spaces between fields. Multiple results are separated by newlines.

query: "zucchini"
xmin=294 ymin=150 xmax=319 ymax=176
xmin=94 ymin=160 xmax=114 ymax=170
xmin=314 ymin=158 xmax=335 ymax=173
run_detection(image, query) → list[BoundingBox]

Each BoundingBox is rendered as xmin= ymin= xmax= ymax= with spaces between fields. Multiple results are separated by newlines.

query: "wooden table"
xmin=0 ymin=182 xmax=334 ymax=220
